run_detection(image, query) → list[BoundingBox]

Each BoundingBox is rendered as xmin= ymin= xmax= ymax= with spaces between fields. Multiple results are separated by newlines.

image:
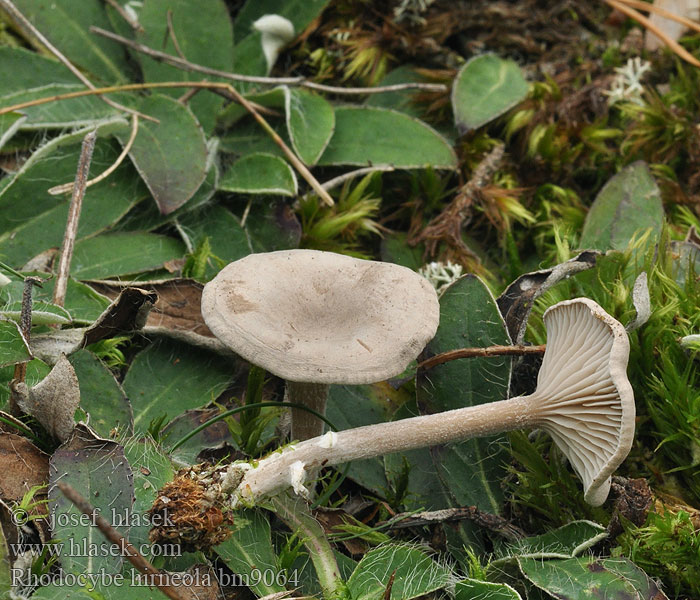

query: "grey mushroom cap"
xmin=529 ymin=298 xmax=636 ymax=506
xmin=201 ymin=250 xmax=440 ymax=384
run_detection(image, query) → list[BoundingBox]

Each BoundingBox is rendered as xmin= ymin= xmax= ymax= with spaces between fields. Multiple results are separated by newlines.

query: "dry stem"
xmin=49 ymin=114 xmax=138 ymax=195
xmin=409 ymin=144 xmax=505 ymax=259
xmin=418 ymin=343 xmax=546 ymax=371
xmin=10 ymin=276 xmax=42 ymax=392
xmin=53 ymin=129 xmax=97 ymax=309
xmin=603 ymin=0 xmax=700 ymax=67
xmin=103 ymin=0 xmax=143 ymax=32
xmin=90 ymin=26 xmax=447 ymax=95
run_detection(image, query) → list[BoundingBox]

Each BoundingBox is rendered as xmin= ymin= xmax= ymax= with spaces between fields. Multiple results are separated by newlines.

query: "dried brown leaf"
xmin=12 ymin=355 xmax=80 ymax=441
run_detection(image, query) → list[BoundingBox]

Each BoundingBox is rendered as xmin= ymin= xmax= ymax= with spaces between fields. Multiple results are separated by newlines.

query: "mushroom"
xmin=201 ymin=249 xmax=440 ymax=440
xmin=227 ymin=298 xmax=635 ymax=507
xmin=252 ymin=14 xmax=295 ymax=74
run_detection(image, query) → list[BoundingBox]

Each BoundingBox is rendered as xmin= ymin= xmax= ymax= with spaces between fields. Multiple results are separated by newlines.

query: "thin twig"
xmin=0 ymin=0 xmax=156 ymax=121
xmin=49 ymin=114 xmax=138 ymax=195
xmin=240 ymin=197 xmax=253 ymax=227
xmin=103 ymin=0 xmax=143 ymax=33
xmin=0 ymin=80 xmax=334 ymax=205
xmin=0 ymin=81 xmax=268 ymax=115
xmin=210 ymin=85 xmax=336 ymax=206
xmin=53 ymin=130 xmax=97 ymax=309
xmin=603 ymin=0 xmax=700 ymax=67
xmin=303 ymin=80 xmax=448 ymax=94
xmin=382 ymin=506 xmax=526 ymax=540
xmin=177 ymin=86 xmax=201 ymax=104
xmin=90 ymin=27 xmax=448 ymax=94
xmin=56 ymin=482 xmax=188 ymax=600
xmin=165 ymin=9 xmax=187 ymax=60
xmin=91 ymin=26 xmax=303 ymax=84
xmin=11 ymin=276 xmax=43 ymax=387
xmin=409 ymin=144 xmax=505 ymax=259
xmin=418 ymin=343 xmax=546 ymax=371
xmin=613 ymin=0 xmax=700 ymax=35
xmin=321 ymin=166 xmax=395 ymax=191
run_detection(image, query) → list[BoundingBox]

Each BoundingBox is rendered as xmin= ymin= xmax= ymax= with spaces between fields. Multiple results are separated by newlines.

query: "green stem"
xmin=169 ymin=401 xmax=337 ymax=452
xmin=270 ymin=493 xmax=349 ymax=600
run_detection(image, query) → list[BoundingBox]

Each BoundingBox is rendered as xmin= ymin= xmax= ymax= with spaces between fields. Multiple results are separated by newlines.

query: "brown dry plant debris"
xmin=149 ymin=464 xmax=234 ymax=552
xmin=409 ymin=143 xmax=505 ymax=261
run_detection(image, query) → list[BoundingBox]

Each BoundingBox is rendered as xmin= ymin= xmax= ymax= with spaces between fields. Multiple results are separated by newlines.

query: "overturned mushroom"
xmin=201 ymin=249 xmax=440 ymax=440
xmin=228 ymin=298 xmax=635 ymax=507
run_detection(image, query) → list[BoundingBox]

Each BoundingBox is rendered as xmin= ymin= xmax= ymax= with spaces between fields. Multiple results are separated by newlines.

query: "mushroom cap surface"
xmin=531 ymin=298 xmax=635 ymax=506
xmin=202 ymin=250 xmax=440 ymax=384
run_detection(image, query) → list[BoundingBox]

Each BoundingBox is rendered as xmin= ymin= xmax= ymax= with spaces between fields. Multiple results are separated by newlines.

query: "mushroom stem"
xmin=234 ymin=396 xmax=534 ymax=503
xmin=287 ymin=381 xmax=329 ymax=440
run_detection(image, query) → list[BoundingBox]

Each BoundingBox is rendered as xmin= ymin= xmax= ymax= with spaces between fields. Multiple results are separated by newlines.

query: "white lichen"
xmin=317 ymin=430 xmax=338 ymax=449
xmin=419 ymin=261 xmax=464 ymax=296
xmin=603 ymin=57 xmax=651 ymax=105
xmin=393 ymin=0 xmax=436 ymax=25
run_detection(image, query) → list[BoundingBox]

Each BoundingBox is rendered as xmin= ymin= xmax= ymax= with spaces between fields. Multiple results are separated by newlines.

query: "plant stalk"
xmin=270 ymin=493 xmax=348 ymax=600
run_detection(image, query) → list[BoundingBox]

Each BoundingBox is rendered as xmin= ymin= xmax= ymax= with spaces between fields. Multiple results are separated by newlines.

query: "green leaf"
xmin=452 ymin=54 xmax=529 ymax=133
xmin=286 ymin=88 xmax=335 ymax=165
xmin=496 ymin=521 xmax=608 ymax=561
xmin=0 ymin=277 xmax=112 ymax=325
xmin=70 ymin=232 xmax=186 ymax=280
xmin=518 ymin=557 xmax=667 ymax=600
xmin=0 ymin=47 xmax=116 ymax=129
xmin=0 ymin=129 xmax=147 ymax=268
xmin=48 ymin=432 xmax=133 ymax=576
xmin=0 ymin=300 xmax=71 ymax=326
xmin=380 ymin=233 xmax=426 ymax=270
xmin=217 ymin=87 xmax=287 ymax=129
xmin=0 ymin=112 xmax=25 ymax=152
xmin=347 ymin=544 xmax=452 ymax=600
xmin=122 ymin=438 xmax=175 ymax=548
xmin=119 ymin=94 xmax=208 ymax=215
xmin=416 ymin=275 xmax=512 ymax=512
xmin=115 ymin=160 xmax=219 ymax=233
xmin=318 ymin=106 xmax=457 ymax=169
xmin=30 ymin=584 xmax=95 ymax=600
xmin=219 ymin=153 xmax=297 ymax=196
xmin=215 ymin=509 xmax=286 ymax=597
xmin=244 ymin=199 xmax=302 ymax=253
xmin=219 ymin=116 xmax=288 ymax=157
xmin=135 ymin=0 xmax=233 ymax=132
xmin=122 ymin=339 xmax=232 ymax=434
xmin=0 ymin=319 xmax=31 ymax=367
xmin=326 ymin=384 xmax=392 ymax=495
xmin=177 ymin=205 xmax=251 ymax=280
xmin=455 ymin=579 xmax=522 ymax=600
xmin=12 ymin=0 xmax=131 ymax=83
xmin=580 ymin=161 xmax=664 ymax=251
xmin=163 ymin=408 xmax=234 ymax=466
xmin=69 ymin=350 xmax=133 ymax=438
